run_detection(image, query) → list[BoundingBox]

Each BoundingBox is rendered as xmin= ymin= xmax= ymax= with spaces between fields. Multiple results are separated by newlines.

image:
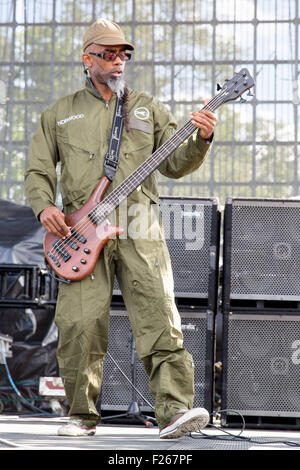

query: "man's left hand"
xmin=190 ymin=99 xmax=217 ymax=140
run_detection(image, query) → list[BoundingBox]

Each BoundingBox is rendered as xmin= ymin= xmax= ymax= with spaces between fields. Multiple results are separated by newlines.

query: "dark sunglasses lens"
xmin=113 ymin=52 xmax=132 ymax=61
xmin=104 ymin=52 xmax=116 ymax=61
xmin=102 ymin=52 xmax=132 ymax=61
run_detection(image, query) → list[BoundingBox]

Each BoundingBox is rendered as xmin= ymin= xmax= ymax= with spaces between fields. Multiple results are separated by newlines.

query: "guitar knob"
xmin=72 ymin=266 xmax=79 ymax=272
xmin=81 ymin=259 xmax=86 ymax=264
xmin=84 ymin=248 xmax=91 ymax=254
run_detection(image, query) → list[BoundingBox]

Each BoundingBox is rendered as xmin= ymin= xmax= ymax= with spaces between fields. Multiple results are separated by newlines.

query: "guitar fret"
xmin=91 ymin=70 xmax=254 ymax=223
xmin=46 ymin=69 xmax=255 ymax=284
xmin=92 ymin=120 xmax=197 ymax=222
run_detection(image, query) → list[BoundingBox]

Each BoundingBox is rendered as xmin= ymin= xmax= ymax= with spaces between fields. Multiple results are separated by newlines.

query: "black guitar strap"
xmin=104 ymin=96 xmax=124 ymax=182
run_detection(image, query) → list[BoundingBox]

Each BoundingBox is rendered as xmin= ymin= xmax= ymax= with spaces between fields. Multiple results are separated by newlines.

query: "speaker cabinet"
xmin=114 ymin=196 xmax=220 ymax=306
xmin=221 ymin=311 xmax=300 ymax=428
xmin=223 ymin=198 xmax=300 ymax=309
xmin=99 ymin=307 xmax=215 ymax=414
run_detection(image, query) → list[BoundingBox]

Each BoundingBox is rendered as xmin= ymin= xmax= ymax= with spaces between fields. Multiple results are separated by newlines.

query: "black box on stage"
xmin=221 ymin=310 xmax=300 ymax=428
xmin=0 ymin=264 xmax=58 ymax=305
xmin=113 ymin=196 xmax=221 ymax=307
xmin=223 ymin=197 xmax=300 ymax=310
xmin=98 ymin=306 xmax=215 ymax=415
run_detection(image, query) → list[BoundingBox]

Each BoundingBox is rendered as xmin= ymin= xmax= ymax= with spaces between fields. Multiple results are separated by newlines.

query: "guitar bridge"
xmin=52 ymin=240 xmax=71 ymax=262
xmin=47 ymin=250 xmax=61 ymax=267
xmin=70 ymin=228 xmax=87 ymax=244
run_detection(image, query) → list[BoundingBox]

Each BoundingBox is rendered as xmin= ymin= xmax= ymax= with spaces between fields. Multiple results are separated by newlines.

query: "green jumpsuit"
xmin=24 ymin=80 xmax=212 ymax=430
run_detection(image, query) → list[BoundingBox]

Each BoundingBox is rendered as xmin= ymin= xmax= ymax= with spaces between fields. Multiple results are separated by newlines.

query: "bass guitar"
xmin=44 ymin=68 xmax=255 ymax=282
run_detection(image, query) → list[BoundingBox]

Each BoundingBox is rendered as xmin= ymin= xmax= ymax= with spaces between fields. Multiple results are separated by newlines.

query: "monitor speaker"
xmin=221 ymin=311 xmax=300 ymax=428
xmin=113 ymin=196 xmax=220 ymax=306
xmin=223 ymin=198 xmax=300 ymax=308
xmin=98 ymin=307 xmax=215 ymax=414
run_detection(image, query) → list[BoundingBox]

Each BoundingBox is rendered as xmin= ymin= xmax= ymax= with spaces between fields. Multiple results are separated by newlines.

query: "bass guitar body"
xmin=44 ymin=176 xmax=123 ymax=282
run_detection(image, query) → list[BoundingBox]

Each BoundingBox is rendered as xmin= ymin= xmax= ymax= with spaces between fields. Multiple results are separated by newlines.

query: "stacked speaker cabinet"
xmin=113 ymin=197 xmax=220 ymax=309
xmin=100 ymin=197 xmax=221 ymax=416
xmin=99 ymin=307 xmax=215 ymax=414
xmin=221 ymin=198 xmax=300 ymax=429
xmin=160 ymin=197 xmax=220 ymax=309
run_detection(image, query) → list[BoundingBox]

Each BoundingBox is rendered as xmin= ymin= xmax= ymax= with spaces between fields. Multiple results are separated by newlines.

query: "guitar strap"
xmin=103 ymin=95 xmax=124 ymax=182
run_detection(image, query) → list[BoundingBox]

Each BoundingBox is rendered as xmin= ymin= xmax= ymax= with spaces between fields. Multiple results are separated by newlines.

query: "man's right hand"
xmin=40 ymin=206 xmax=71 ymax=239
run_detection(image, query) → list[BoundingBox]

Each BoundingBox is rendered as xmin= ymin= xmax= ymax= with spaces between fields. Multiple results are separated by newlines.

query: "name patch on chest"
xmin=57 ymin=114 xmax=85 ymax=126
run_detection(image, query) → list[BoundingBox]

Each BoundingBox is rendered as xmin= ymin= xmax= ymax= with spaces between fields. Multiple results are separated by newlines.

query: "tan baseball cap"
xmin=83 ymin=18 xmax=134 ymax=51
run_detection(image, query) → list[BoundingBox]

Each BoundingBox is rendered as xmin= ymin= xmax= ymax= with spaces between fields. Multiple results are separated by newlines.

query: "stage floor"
xmin=1 ymin=415 xmax=300 ymax=452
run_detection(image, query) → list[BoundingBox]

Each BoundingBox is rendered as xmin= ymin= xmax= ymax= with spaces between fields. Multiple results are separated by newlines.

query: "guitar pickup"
xmin=52 ymin=241 xmax=71 ymax=262
xmin=64 ymin=239 xmax=80 ymax=250
xmin=71 ymin=228 xmax=87 ymax=244
xmin=47 ymin=250 xmax=61 ymax=268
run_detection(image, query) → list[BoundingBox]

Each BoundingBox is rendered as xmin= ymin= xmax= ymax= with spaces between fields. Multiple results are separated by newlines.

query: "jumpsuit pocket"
xmin=120 ymin=138 xmax=154 ymax=169
xmin=141 ymin=185 xmax=159 ymax=204
xmin=127 ymin=238 xmax=174 ymax=305
xmin=58 ymin=139 xmax=101 ymax=198
xmin=61 ymin=187 xmax=89 ymax=213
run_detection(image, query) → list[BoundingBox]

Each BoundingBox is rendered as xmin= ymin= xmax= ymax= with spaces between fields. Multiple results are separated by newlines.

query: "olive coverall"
xmin=24 ymin=80 xmax=212 ymax=430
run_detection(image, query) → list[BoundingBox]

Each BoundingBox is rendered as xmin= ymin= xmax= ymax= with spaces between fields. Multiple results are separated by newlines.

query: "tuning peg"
xmin=217 ymin=83 xmax=222 ymax=91
xmin=239 ymin=97 xmax=247 ymax=103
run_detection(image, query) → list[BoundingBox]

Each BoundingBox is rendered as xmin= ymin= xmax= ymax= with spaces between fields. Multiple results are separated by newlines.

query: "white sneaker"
xmin=57 ymin=419 xmax=96 ymax=436
xmin=159 ymin=408 xmax=209 ymax=439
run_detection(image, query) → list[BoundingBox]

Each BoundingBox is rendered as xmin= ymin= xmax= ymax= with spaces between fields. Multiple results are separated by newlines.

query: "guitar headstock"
xmin=212 ymin=68 xmax=255 ymax=110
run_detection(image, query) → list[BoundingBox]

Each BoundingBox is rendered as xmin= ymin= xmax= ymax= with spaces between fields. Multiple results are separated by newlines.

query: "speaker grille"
xmin=227 ymin=199 xmax=300 ymax=301
xmin=99 ymin=308 xmax=213 ymax=412
xmin=181 ymin=312 xmax=209 ymax=407
xmin=161 ymin=198 xmax=215 ymax=299
xmin=223 ymin=313 xmax=300 ymax=417
xmin=113 ymin=197 xmax=220 ymax=301
xmin=99 ymin=311 xmax=133 ymax=410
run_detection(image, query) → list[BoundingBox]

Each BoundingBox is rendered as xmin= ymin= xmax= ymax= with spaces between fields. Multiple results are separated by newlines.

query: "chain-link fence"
xmin=0 ymin=0 xmax=299 ymax=205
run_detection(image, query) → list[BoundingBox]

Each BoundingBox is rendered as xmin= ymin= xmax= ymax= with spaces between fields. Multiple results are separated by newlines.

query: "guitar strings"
xmin=83 ymin=72 xmax=248 ymax=227
xmin=76 ymin=74 xmax=245 ymax=230
xmin=49 ymin=83 xmax=237 ymax=262
xmin=49 ymin=73 xmax=247 ymax=261
xmin=48 ymin=117 xmax=210 ymax=260
xmin=49 ymin=75 xmax=244 ymax=261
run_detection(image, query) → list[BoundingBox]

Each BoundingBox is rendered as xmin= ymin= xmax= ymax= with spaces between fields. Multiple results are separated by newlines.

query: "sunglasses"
xmin=88 ymin=51 xmax=132 ymax=62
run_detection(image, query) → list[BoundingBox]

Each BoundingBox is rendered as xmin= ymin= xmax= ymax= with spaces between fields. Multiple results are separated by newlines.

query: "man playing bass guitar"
xmin=24 ymin=18 xmax=217 ymax=438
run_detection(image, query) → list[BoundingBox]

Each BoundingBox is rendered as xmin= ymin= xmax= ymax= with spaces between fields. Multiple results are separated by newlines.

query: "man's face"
xmin=82 ymin=44 xmax=126 ymax=86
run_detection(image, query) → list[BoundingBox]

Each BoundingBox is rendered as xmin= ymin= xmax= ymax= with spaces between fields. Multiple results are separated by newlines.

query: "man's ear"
xmin=82 ymin=53 xmax=93 ymax=68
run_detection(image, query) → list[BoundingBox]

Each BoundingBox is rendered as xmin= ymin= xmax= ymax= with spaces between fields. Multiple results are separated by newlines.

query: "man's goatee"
xmin=107 ymin=77 xmax=125 ymax=98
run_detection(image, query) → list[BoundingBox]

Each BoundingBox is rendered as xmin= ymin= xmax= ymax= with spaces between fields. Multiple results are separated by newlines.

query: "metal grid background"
xmin=0 ymin=0 xmax=299 ymax=205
